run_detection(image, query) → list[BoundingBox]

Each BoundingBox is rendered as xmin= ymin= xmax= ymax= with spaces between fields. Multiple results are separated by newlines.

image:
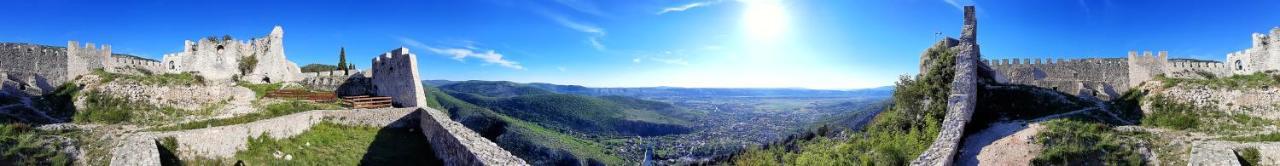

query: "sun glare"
xmin=740 ymin=0 xmax=789 ymax=42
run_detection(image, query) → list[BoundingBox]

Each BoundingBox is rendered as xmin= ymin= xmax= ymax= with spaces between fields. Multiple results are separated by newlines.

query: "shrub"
xmin=1032 ymin=118 xmax=1145 ymax=165
xmin=239 ymin=55 xmax=258 ymax=75
xmin=158 ymin=136 xmax=182 ymax=165
xmin=0 ymin=123 xmax=73 ymax=165
xmin=1237 ymin=147 xmax=1260 ymax=166
xmin=74 ymin=91 xmax=137 ymax=124
xmin=1140 ymin=95 xmax=1202 ymax=130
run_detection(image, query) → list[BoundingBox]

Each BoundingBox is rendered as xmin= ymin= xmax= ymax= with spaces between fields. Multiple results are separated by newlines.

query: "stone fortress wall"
xmin=0 ymin=41 xmax=168 ymax=95
xmin=371 ymin=47 xmax=427 ymax=108
xmin=105 ymin=56 xmax=166 ymax=74
xmin=986 ymin=57 xmax=1130 ymax=99
xmin=65 ymin=41 xmax=108 ymax=80
xmin=162 ymin=26 xmax=302 ymax=83
xmin=0 ymin=43 xmax=69 ymax=94
xmin=986 ymin=47 xmax=1257 ymax=99
xmin=299 ymin=69 xmax=361 ymax=91
xmin=301 ymin=69 xmax=360 ymax=78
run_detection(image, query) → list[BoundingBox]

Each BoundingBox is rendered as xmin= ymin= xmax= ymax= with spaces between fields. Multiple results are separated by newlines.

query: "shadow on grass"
xmin=358 ymin=111 xmax=444 ymax=165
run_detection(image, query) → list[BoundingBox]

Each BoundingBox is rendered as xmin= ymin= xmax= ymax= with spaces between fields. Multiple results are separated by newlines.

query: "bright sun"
xmin=741 ymin=0 xmax=789 ymax=42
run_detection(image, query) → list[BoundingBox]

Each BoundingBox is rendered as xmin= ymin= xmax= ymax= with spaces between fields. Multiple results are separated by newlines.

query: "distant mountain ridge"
xmin=423 ymin=80 xmax=893 ymax=98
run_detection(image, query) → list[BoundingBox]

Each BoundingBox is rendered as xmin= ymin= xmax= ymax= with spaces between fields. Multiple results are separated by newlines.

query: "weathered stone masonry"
xmin=986 ymin=26 xmax=1280 ymax=100
xmin=912 ymin=6 xmax=981 ymax=166
xmin=0 ymin=41 xmax=167 ymax=95
xmin=371 ymin=47 xmax=427 ymax=108
xmin=162 ymin=26 xmax=302 ymax=83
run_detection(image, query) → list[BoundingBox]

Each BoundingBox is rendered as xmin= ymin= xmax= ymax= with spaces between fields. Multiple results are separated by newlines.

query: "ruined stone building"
xmin=162 ymin=26 xmax=303 ymax=83
xmin=1228 ymin=27 xmax=1280 ymax=74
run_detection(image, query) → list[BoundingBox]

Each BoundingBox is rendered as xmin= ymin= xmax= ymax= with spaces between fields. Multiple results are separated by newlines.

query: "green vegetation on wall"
xmin=238 ymin=55 xmax=258 ymax=75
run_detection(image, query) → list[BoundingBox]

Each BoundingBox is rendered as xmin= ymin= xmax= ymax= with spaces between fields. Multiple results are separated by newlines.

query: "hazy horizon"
xmin=3 ymin=0 xmax=1279 ymax=89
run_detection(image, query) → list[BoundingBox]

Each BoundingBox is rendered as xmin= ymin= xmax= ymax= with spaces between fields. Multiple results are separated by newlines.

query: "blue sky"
xmin=1 ymin=0 xmax=1279 ymax=89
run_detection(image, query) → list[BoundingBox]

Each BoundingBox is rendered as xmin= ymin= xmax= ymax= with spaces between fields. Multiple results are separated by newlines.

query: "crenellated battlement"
xmin=985 ymin=58 xmax=1127 ymax=66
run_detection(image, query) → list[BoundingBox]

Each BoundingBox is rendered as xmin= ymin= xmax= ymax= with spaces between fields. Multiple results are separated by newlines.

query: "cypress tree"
xmin=338 ymin=47 xmax=348 ymax=75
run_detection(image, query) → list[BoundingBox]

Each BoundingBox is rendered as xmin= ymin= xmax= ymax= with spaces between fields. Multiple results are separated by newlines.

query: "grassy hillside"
xmin=421 ymin=86 xmax=626 ymax=165
xmin=439 ymin=81 xmax=699 ymax=136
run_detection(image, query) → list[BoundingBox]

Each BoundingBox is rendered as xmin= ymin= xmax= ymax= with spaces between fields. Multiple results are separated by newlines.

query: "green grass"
xmin=237 ymin=81 xmax=283 ymax=99
xmin=93 ymin=68 xmax=204 ymax=86
xmin=230 ymin=122 xmax=441 ymax=165
xmin=150 ymin=100 xmax=340 ymax=131
xmin=1032 ymin=118 xmax=1146 ymax=165
xmin=0 ymin=123 xmax=74 ymax=166
xmin=1226 ymin=132 xmax=1280 ymax=142
xmin=1158 ymin=72 xmax=1280 ymax=89
xmin=1237 ymin=147 xmax=1261 ymax=166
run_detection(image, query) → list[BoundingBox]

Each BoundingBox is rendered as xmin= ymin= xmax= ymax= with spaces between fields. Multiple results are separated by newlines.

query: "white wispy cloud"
xmin=399 ymin=37 xmax=525 ymax=70
xmin=942 ymin=0 xmax=976 ymax=11
xmin=544 ymin=12 xmax=609 ymax=51
xmin=553 ymin=0 xmax=608 ymax=16
xmin=657 ymin=0 xmax=722 ymax=15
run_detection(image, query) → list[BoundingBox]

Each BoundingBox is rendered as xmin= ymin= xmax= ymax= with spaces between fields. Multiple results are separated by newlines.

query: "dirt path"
xmin=955 ymin=106 xmax=1104 ymax=166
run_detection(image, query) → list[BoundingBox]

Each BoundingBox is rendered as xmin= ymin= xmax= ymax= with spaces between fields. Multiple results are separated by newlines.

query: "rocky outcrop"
xmin=90 ymin=80 xmax=252 ymax=112
xmin=1188 ymin=141 xmax=1280 ymax=165
xmin=1136 ymin=80 xmax=1280 ymax=120
xmin=912 ymin=5 xmax=982 ymax=166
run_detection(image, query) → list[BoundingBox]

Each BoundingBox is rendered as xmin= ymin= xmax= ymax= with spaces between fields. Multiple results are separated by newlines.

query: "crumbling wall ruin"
xmin=1227 ymin=27 xmax=1280 ymax=75
xmin=371 ymin=47 xmax=427 ymax=108
xmin=161 ymin=26 xmax=301 ymax=83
